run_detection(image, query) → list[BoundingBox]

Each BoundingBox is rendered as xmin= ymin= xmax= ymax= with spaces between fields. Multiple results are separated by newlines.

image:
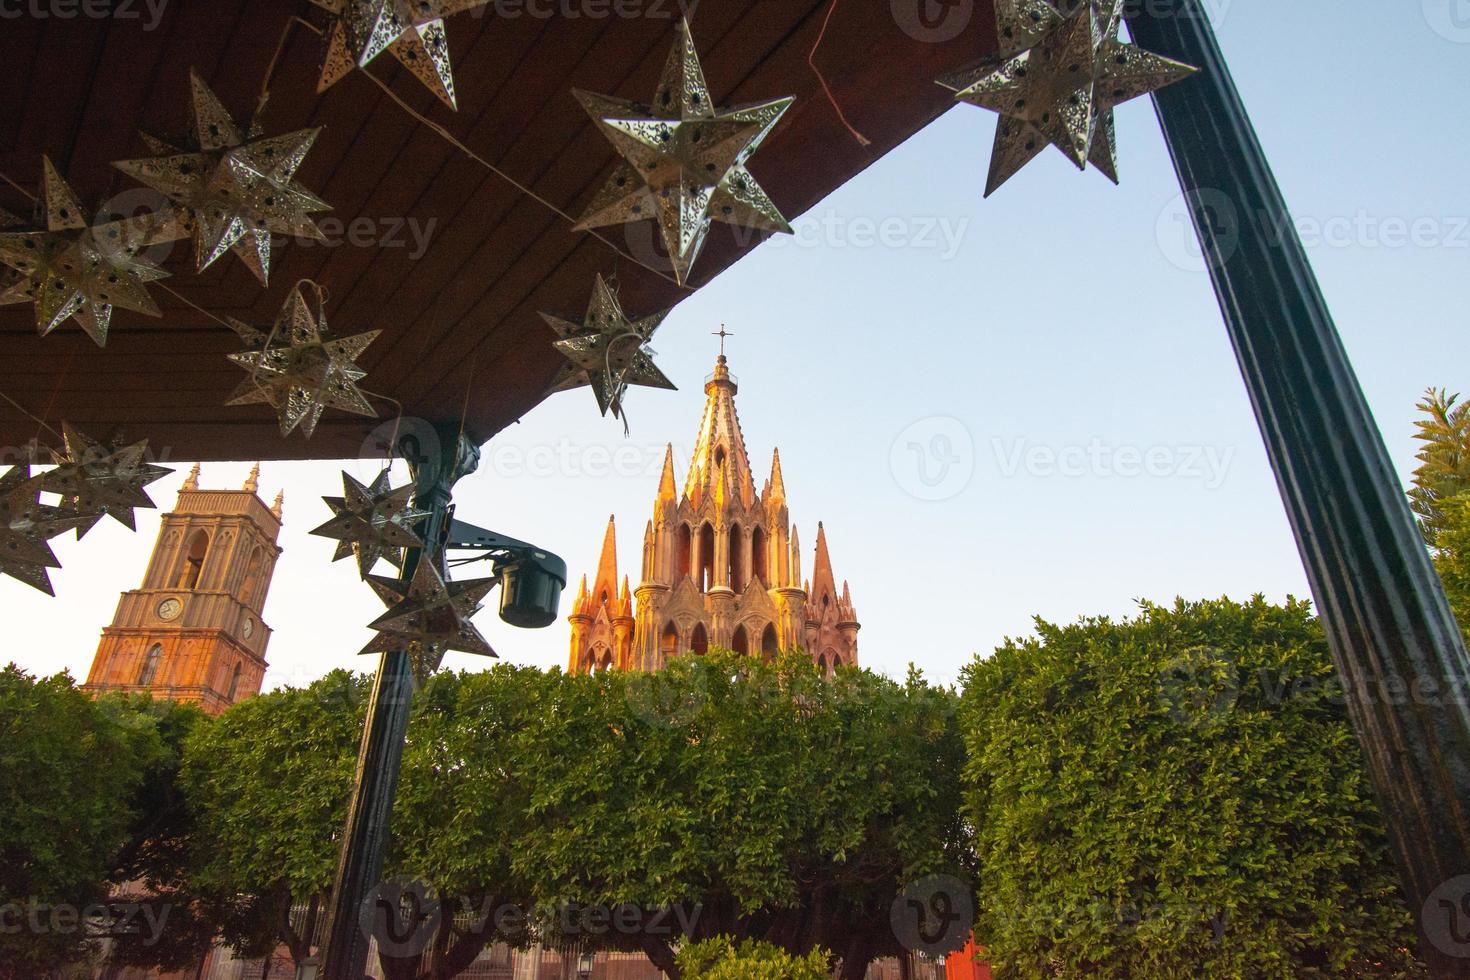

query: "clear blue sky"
xmin=8 ymin=1 xmax=1468 ymax=689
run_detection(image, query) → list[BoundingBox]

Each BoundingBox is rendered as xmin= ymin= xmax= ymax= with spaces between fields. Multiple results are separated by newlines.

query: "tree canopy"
xmin=1409 ymin=387 xmax=1470 ymax=548
xmin=676 ymin=936 xmax=830 ymax=979
xmin=959 ymin=597 xmax=1424 ymax=978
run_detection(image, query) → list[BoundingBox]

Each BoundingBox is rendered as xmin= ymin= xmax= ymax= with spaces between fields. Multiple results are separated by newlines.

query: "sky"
xmin=5 ymin=1 xmax=1468 ymax=690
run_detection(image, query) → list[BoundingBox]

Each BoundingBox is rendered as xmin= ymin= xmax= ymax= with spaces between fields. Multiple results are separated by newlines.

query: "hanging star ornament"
xmin=226 ymin=281 xmax=380 ymax=439
xmin=313 ymin=0 xmax=491 ymax=109
xmin=362 ymin=560 xmax=498 ymax=680
xmin=573 ymin=19 xmax=794 ymax=285
xmin=113 ymin=69 xmax=329 ymax=285
xmin=39 ymin=424 xmax=173 ymax=538
xmin=311 ymin=469 xmax=428 ymax=577
xmin=542 ymin=274 xmax=676 ymax=420
xmin=0 ymin=464 xmax=91 ymax=595
xmin=938 ymin=0 xmax=1197 ymax=196
xmin=0 ymin=158 xmax=173 ymax=346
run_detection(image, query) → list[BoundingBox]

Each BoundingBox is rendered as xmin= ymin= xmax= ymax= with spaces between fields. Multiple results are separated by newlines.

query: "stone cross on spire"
xmin=712 ymin=324 xmax=734 ymax=357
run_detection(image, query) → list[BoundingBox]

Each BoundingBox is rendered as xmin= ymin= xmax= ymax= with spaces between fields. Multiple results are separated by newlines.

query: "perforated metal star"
xmin=0 ymin=465 xmax=90 ymax=595
xmin=573 ymin=19 xmax=794 ymax=285
xmin=939 ymin=0 xmax=1196 ymax=195
xmin=313 ymin=0 xmax=491 ymax=109
xmin=0 ymin=159 xmax=171 ymax=346
xmin=113 ymin=69 xmax=329 ymax=285
xmin=226 ymin=282 xmax=380 ymax=439
xmin=312 ymin=469 xmax=428 ymax=577
xmin=542 ymin=274 xmax=676 ymax=419
xmin=361 ymin=560 xmax=498 ymax=681
xmin=39 ymin=424 xmax=172 ymax=539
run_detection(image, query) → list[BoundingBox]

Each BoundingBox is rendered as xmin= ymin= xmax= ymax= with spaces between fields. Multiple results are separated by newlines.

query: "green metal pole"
xmin=1124 ymin=2 xmax=1470 ymax=972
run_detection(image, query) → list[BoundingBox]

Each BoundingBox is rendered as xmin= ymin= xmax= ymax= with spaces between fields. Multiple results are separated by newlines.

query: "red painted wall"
xmin=945 ymin=936 xmax=992 ymax=979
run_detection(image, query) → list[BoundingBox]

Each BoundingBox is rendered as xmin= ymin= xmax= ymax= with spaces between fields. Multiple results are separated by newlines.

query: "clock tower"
xmin=84 ymin=464 xmax=284 ymax=715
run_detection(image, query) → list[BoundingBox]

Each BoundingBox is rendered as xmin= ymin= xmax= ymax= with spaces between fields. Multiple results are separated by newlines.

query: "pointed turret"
xmin=271 ymin=490 xmax=285 ymax=520
xmin=811 ymin=522 xmax=837 ymax=606
xmin=616 ymin=575 xmax=634 ymax=619
xmin=243 ymin=462 xmax=260 ymax=494
xmin=592 ymin=515 xmax=619 ymax=606
xmin=685 ymin=354 xmax=756 ymax=507
xmin=790 ymin=524 xmax=802 ymax=589
xmin=181 ymin=463 xmax=200 ymax=491
xmin=658 ymin=444 xmax=678 ymax=504
xmin=766 ymin=448 xmax=786 ymax=505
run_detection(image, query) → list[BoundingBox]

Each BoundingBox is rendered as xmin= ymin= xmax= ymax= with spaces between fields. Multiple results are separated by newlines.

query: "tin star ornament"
xmin=39 ymin=424 xmax=173 ymax=538
xmin=113 ymin=70 xmax=329 ymax=285
xmin=573 ymin=19 xmax=794 ymax=285
xmin=226 ymin=282 xmax=379 ymax=439
xmin=362 ymin=560 xmax=498 ymax=680
xmin=0 ymin=465 xmax=91 ymax=595
xmin=939 ymin=0 xmax=1196 ymax=195
xmin=0 ymin=159 xmax=172 ymax=346
xmin=312 ymin=470 xmax=428 ymax=577
xmin=543 ymin=274 xmax=676 ymax=420
xmin=313 ymin=0 xmax=491 ymax=109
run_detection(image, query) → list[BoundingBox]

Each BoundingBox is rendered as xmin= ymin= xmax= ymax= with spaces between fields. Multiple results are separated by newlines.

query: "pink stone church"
xmin=567 ymin=353 xmax=860 ymax=675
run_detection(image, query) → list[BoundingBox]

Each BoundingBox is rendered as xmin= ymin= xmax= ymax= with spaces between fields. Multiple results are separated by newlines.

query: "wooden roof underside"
xmin=0 ymin=1 xmax=993 ymax=461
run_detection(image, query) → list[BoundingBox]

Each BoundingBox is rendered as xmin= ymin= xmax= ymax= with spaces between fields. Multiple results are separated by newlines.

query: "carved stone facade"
xmin=569 ymin=354 xmax=859 ymax=674
xmin=84 ymin=464 xmax=283 ymax=716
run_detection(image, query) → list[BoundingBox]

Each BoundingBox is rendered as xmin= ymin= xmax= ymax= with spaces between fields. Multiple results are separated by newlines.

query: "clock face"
xmin=156 ymin=598 xmax=183 ymax=622
xmin=242 ymin=618 xmax=254 ymax=639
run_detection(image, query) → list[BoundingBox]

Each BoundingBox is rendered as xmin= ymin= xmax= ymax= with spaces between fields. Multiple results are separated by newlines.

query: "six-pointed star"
xmin=542 ymin=274 xmax=676 ymax=420
xmin=573 ymin=18 xmax=794 ymax=285
xmin=0 ymin=158 xmax=170 ymax=346
xmin=113 ymin=69 xmax=329 ymax=285
xmin=312 ymin=470 xmax=429 ymax=577
xmin=314 ymin=0 xmax=491 ymax=109
xmin=226 ymin=282 xmax=380 ymax=439
xmin=940 ymin=0 xmax=1195 ymax=196
xmin=0 ymin=465 xmax=91 ymax=595
xmin=39 ymin=424 xmax=172 ymax=539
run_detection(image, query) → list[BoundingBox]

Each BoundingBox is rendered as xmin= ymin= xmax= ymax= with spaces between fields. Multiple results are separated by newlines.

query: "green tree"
xmin=959 ymin=597 xmax=1423 ymax=978
xmin=1429 ymin=492 xmax=1470 ymax=647
xmin=676 ymin=936 xmax=830 ymax=979
xmin=0 ymin=667 xmax=158 ymax=977
xmin=180 ymin=670 xmax=371 ymax=968
xmin=1409 ymin=387 xmax=1470 ymax=547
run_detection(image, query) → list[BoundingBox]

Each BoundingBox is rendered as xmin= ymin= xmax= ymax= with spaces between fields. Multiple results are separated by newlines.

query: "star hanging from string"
xmin=0 ymin=158 xmax=172 ymax=346
xmin=938 ymin=0 xmax=1196 ymax=196
xmin=113 ymin=69 xmax=329 ymax=285
xmin=0 ymin=465 xmax=91 ymax=595
xmin=573 ymin=18 xmax=794 ymax=285
xmin=38 ymin=424 xmax=173 ymax=539
xmin=311 ymin=469 xmax=428 ymax=577
xmin=542 ymin=274 xmax=676 ymax=420
xmin=361 ymin=560 xmax=498 ymax=680
xmin=226 ymin=281 xmax=380 ymax=439
xmin=313 ymin=0 xmax=492 ymax=109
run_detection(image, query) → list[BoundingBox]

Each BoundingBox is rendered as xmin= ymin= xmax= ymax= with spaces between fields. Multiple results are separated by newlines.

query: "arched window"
xmin=761 ymin=624 xmax=779 ymax=659
xmin=661 ymin=621 xmax=679 ymax=662
xmin=751 ymin=527 xmax=768 ymax=588
xmin=698 ymin=523 xmax=715 ymax=593
xmin=731 ymin=625 xmax=749 ymax=656
xmin=715 ymin=446 xmax=726 ymax=470
xmin=226 ymin=662 xmax=243 ymax=701
xmin=727 ymin=523 xmax=743 ymax=592
xmin=820 ymin=649 xmax=839 ymax=679
xmin=177 ymin=530 xmax=209 ymax=590
xmin=137 ymin=644 xmax=162 ymax=686
xmin=677 ymin=524 xmax=692 ymax=580
xmin=240 ymin=547 xmax=265 ymax=608
xmin=690 ymin=623 xmax=709 ymax=655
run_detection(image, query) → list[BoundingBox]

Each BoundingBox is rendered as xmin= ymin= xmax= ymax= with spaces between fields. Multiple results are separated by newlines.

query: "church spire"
xmin=685 ymin=353 xmax=755 ymax=506
xmin=811 ymin=521 xmax=836 ymax=603
xmin=592 ymin=515 xmax=618 ymax=605
xmin=767 ymin=448 xmax=786 ymax=504
xmin=658 ymin=444 xmax=678 ymax=503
